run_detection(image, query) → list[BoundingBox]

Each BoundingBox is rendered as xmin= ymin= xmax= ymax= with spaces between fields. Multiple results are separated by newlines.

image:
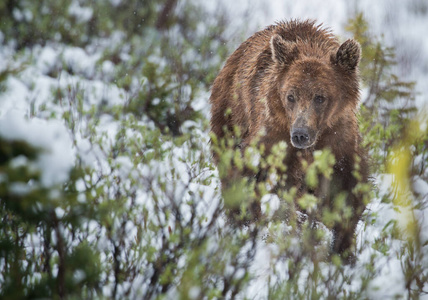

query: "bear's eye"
xmin=287 ymin=95 xmax=295 ymax=102
xmin=314 ymin=95 xmax=325 ymax=104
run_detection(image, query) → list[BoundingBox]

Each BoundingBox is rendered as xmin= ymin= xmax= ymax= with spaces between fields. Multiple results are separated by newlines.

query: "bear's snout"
xmin=291 ymin=127 xmax=314 ymax=149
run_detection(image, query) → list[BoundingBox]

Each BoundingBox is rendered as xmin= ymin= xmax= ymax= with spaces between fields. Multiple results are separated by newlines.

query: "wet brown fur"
xmin=210 ymin=20 xmax=369 ymax=257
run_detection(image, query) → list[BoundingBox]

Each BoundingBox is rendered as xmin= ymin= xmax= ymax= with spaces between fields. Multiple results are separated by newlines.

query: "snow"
xmin=268 ymin=0 xmax=348 ymax=34
xmin=68 ymin=0 xmax=93 ymax=23
xmin=62 ymin=47 xmax=99 ymax=78
xmin=9 ymin=182 xmax=33 ymax=196
xmin=0 ymin=0 xmax=427 ymax=298
xmin=37 ymin=46 xmax=59 ymax=75
xmin=0 ymin=77 xmax=30 ymax=114
xmin=0 ymin=109 xmax=74 ymax=187
xmin=12 ymin=7 xmax=33 ymax=22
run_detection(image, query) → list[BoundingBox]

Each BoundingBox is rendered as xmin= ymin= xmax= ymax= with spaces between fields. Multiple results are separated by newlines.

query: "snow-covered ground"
xmin=0 ymin=0 xmax=427 ymax=298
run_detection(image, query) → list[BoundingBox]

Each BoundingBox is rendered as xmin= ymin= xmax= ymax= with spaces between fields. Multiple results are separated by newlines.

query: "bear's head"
xmin=269 ymin=35 xmax=361 ymax=149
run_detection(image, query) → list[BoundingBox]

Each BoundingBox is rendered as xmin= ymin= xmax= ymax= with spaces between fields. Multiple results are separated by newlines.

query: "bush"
xmin=0 ymin=2 xmax=427 ymax=299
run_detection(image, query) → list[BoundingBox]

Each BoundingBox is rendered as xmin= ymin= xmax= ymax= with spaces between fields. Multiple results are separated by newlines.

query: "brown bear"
xmin=209 ymin=20 xmax=369 ymax=258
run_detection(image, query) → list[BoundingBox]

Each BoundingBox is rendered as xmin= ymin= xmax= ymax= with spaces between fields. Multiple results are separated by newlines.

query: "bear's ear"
xmin=270 ymin=34 xmax=299 ymax=66
xmin=332 ymin=39 xmax=361 ymax=71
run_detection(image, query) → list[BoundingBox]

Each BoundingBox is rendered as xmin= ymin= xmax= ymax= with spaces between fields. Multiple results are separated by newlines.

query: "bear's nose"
xmin=291 ymin=127 xmax=310 ymax=148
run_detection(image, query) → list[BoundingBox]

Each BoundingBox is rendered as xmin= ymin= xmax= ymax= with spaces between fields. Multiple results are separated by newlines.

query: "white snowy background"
xmin=0 ymin=0 xmax=427 ymax=298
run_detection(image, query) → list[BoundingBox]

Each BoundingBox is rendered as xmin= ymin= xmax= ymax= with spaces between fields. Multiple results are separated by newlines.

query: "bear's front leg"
xmin=331 ymin=197 xmax=363 ymax=264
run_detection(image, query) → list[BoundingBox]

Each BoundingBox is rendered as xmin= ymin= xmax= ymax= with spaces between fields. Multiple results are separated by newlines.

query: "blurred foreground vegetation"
xmin=0 ymin=1 xmax=427 ymax=299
